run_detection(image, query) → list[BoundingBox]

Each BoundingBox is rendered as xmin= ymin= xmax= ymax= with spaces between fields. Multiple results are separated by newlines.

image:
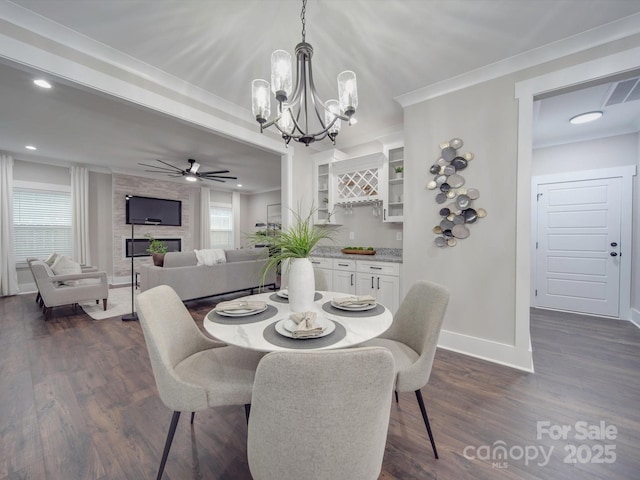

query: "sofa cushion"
xmin=195 ymin=248 xmax=227 ymax=266
xmin=44 ymin=252 xmax=59 ymax=266
xmin=163 ymin=251 xmax=198 ymax=268
xmin=225 ymin=248 xmax=268 ymax=263
xmin=51 ymin=255 xmax=82 ymax=285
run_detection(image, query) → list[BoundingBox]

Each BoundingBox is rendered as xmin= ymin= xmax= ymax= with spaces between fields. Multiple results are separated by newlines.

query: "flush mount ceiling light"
xmin=569 ymin=111 xmax=603 ymax=124
xmin=33 ymin=79 xmax=52 ymax=89
xmin=251 ymin=0 xmax=358 ymax=147
xmin=25 ymin=145 xmax=37 ymax=150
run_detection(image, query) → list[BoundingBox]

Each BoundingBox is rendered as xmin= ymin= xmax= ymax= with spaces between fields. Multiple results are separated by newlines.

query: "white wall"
xmin=402 ymin=37 xmax=640 ymax=370
xmin=239 ymin=190 xmax=281 ymax=247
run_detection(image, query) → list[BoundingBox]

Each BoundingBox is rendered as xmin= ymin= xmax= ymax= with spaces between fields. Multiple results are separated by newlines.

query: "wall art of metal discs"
xmin=426 ymin=138 xmax=486 ymax=247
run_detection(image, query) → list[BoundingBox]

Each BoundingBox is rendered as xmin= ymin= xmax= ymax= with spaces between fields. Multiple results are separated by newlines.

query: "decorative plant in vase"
xmin=248 ymin=205 xmax=337 ymax=313
xmin=145 ymin=233 xmax=168 ymax=267
xmin=395 ymin=165 xmax=404 ymax=179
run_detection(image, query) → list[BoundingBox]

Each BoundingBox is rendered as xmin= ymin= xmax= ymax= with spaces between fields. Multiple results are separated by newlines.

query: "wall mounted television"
xmin=126 ymin=195 xmax=182 ymax=226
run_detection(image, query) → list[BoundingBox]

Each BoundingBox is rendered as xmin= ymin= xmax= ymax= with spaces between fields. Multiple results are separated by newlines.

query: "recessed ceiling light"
xmin=236 ymin=184 xmax=243 ymax=187
xmin=25 ymin=145 xmax=37 ymax=150
xmin=569 ymin=111 xmax=603 ymax=124
xmin=33 ymin=79 xmax=52 ymax=89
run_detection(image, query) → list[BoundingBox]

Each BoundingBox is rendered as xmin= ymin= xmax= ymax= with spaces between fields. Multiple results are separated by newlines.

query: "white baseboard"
xmin=631 ymin=308 xmax=640 ymax=329
xmin=438 ymin=329 xmax=534 ymax=373
xmin=18 ymin=282 xmax=37 ymax=294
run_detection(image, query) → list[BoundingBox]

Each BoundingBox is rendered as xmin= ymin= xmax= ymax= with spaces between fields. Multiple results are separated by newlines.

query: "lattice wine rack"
xmin=335 ymin=168 xmax=380 ymax=204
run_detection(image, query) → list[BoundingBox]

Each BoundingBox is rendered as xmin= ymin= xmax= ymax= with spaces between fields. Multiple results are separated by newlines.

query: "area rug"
xmin=80 ymin=287 xmax=137 ymax=320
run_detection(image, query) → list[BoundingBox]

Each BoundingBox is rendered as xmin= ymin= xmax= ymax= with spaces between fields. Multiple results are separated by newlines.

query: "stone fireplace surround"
xmin=112 ymin=173 xmax=196 ymax=279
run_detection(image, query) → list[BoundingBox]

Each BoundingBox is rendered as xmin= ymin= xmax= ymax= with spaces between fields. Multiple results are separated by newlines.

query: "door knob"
xmin=610 ymin=252 xmax=618 ymax=257
xmin=610 ymin=242 xmax=618 ymax=247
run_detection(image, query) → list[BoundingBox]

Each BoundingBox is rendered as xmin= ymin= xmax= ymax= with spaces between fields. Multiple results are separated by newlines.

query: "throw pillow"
xmin=194 ymin=248 xmax=227 ymax=266
xmin=44 ymin=252 xmax=59 ymax=266
xmin=51 ymin=255 xmax=82 ymax=285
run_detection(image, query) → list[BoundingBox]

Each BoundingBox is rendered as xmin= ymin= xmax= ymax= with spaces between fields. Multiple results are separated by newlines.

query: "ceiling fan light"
xmin=569 ymin=111 xmax=603 ymax=124
xmin=185 ymin=174 xmax=198 ymax=182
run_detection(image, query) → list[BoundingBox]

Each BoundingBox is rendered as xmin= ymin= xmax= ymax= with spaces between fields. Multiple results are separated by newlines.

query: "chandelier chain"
xmin=301 ymin=0 xmax=307 ymax=42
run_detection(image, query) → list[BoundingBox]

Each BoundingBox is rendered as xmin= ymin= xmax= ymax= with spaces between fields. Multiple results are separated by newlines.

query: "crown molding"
xmin=396 ymin=13 xmax=640 ymax=107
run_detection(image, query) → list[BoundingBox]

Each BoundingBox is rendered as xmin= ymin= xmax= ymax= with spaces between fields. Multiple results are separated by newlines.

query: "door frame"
xmin=531 ymin=166 xmax=635 ymax=319
xmin=515 ymin=46 xmax=640 ymax=353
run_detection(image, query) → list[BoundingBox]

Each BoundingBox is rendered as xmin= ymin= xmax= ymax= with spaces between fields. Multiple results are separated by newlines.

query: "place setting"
xmin=207 ymin=299 xmax=278 ymax=324
xmin=269 ymin=288 xmax=323 ymax=304
xmin=264 ymin=310 xmax=347 ymax=349
xmin=322 ymin=294 xmax=386 ymax=317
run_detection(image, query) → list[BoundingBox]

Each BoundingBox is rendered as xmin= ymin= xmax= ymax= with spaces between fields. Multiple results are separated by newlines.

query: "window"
xmin=13 ymin=186 xmax=72 ymax=262
xmin=209 ymin=203 xmax=233 ymax=249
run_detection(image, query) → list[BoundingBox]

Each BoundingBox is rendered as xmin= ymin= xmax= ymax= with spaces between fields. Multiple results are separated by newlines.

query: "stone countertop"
xmin=311 ymin=246 xmax=403 ymax=264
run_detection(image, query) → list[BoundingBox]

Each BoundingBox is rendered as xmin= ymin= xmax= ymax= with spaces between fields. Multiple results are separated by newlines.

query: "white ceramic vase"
xmin=287 ymin=257 xmax=316 ymax=313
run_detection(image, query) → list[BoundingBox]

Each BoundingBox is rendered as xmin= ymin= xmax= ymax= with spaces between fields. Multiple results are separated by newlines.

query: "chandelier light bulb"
xmin=271 ymin=50 xmax=292 ymax=102
xmin=251 ymin=79 xmax=271 ymax=123
xmin=277 ymin=108 xmax=295 ymax=134
xmin=325 ymin=99 xmax=341 ymax=134
xmin=338 ymin=71 xmax=358 ymax=117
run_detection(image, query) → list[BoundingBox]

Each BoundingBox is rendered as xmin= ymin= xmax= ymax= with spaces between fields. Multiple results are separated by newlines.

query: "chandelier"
xmin=251 ymin=0 xmax=358 ymax=147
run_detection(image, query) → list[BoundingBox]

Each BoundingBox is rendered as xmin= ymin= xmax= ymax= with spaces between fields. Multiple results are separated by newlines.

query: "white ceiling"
xmin=1 ymin=0 xmax=640 ymax=191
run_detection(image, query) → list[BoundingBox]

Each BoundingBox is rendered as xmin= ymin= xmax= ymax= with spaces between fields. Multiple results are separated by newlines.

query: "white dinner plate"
xmin=215 ymin=305 xmax=268 ymax=317
xmin=330 ymin=300 xmax=377 ymax=311
xmin=276 ymin=290 xmax=289 ymax=298
xmin=275 ymin=317 xmax=335 ymax=339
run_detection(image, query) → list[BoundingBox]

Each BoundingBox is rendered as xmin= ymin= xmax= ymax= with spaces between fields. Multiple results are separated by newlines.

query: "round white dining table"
xmin=203 ymin=291 xmax=393 ymax=352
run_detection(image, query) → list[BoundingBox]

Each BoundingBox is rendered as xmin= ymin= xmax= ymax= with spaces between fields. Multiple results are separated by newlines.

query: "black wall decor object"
xmin=426 ymin=138 xmax=487 ymax=247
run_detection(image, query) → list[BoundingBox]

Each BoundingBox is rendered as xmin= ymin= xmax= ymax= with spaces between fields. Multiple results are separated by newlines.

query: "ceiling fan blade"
xmin=198 ymin=169 xmax=230 ymax=175
xmin=203 ymin=177 xmax=225 ymax=182
xmin=155 ymin=159 xmax=184 ymax=172
xmin=140 ymin=164 xmax=181 ymax=173
xmin=202 ymin=175 xmax=238 ymax=180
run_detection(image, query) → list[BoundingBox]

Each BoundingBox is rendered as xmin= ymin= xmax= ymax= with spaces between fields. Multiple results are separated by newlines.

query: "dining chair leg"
xmin=190 ymin=412 xmax=195 ymax=424
xmin=157 ymin=411 xmax=181 ymax=480
xmin=415 ymin=389 xmax=438 ymax=459
xmin=395 ymin=391 xmax=399 ymax=403
xmin=244 ymin=404 xmax=251 ymax=424
xmin=36 ymin=292 xmax=41 ymax=304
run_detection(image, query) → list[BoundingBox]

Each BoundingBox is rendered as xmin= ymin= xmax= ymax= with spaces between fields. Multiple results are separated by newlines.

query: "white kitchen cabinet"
xmin=310 ymin=257 xmax=333 ymax=291
xmin=355 ymin=261 xmax=400 ymax=313
xmin=381 ymin=142 xmax=404 ymax=223
xmin=332 ymin=259 xmax=356 ymax=295
xmin=312 ymin=149 xmax=348 ymax=225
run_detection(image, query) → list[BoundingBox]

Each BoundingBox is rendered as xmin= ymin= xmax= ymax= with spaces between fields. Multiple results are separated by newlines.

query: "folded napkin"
xmin=289 ymin=311 xmax=324 ymax=338
xmin=214 ymin=300 xmax=266 ymax=313
xmin=333 ymin=295 xmax=376 ymax=307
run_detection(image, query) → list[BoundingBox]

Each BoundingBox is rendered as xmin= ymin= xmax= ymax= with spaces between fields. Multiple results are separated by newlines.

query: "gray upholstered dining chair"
xmin=361 ymin=280 xmax=449 ymax=459
xmin=136 ymin=285 xmax=264 ymax=480
xmin=247 ymin=347 xmax=395 ymax=480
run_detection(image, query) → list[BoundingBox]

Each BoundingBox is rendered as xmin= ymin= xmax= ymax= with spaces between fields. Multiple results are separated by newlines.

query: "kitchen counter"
xmin=311 ymin=246 xmax=402 ymax=264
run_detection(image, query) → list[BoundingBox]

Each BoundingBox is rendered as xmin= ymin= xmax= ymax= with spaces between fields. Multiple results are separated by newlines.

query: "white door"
xmin=535 ymin=177 xmax=622 ymax=317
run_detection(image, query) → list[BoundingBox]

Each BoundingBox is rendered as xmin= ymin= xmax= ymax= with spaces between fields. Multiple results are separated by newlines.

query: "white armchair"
xmin=30 ymin=260 xmax=109 ymax=319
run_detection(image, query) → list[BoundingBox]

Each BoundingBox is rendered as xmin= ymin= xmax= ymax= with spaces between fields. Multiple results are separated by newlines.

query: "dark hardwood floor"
xmin=1 ymin=293 xmax=639 ymax=479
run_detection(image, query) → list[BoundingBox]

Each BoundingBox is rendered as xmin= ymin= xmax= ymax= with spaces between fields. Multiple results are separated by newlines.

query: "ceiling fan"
xmin=139 ymin=158 xmax=237 ymax=183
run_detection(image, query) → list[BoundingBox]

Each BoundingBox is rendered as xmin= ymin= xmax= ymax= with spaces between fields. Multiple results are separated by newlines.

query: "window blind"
xmin=209 ymin=204 xmax=233 ymax=249
xmin=13 ymin=188 xmax=72 ymax=261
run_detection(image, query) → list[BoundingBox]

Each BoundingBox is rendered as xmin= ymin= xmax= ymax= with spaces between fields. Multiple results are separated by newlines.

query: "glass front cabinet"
xmin=382 ymin=142 xmax=404 ymax=223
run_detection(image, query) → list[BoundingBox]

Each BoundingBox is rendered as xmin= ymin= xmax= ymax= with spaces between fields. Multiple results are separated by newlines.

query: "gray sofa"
xmin=139 ymin=248 xmax=276 ymax=301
